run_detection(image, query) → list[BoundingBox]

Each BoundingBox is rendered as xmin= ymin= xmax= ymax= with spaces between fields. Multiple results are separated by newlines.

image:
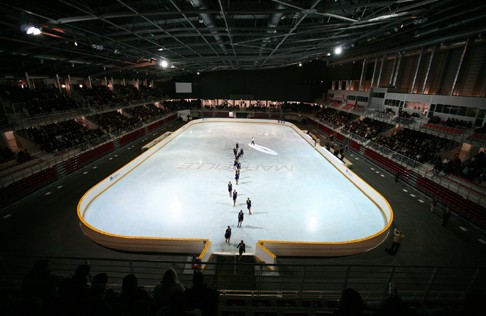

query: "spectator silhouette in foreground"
xmin=184 ymin=271 xmax=219 ymax=316
xmin=333 ymin=288 xmax=365 ymax=315
xmin=113 ymin=273 xmax=152 ymax=316
xmin=152 ymin=267 xmax=185 ymax=315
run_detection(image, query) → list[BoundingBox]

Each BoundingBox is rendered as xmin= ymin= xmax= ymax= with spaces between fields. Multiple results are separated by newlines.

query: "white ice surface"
xmin=84 ymin=121 xmax=386 ymax=254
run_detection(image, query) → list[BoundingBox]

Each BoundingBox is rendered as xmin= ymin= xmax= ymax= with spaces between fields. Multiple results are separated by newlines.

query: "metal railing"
xmin=1 ymin=256 xmax=483 ymax=302
xmin=313 ymin=118 xmax=485 ymax=206
xmin=0 ymin=111 xmax=175 ymax=188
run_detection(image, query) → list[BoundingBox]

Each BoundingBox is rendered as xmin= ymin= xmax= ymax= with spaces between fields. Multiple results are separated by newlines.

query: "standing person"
xmin=395 ymin=171 xmax=400 ymax=183
xmin=235 ymin=171 xmax=240 ymax=185
xmin=233 ymin=147 xmax=237 ymax=157
xmin=233 ymin=190 xmax=238 ymax=206
xmin=236 ymin=161 xmax=241 ymax=172
xmin=228 ymin=181 xmax=233 ymax=197
xmin=246 ymin=198 xmax=252 ymax=215
xmin=442 ymin=206 xmax=451 ymax=227
xmin=251 ymin=137 xmax=255 ymax=145
xmin=386 ymin=228 xmax=405 ymax=255
xmin=191 ymin=256 xmax=201 ymax=273
xmin=235 ymin=142 xmax=239 ymax=149
xmin=430 ymin=198 xmax=438 ymax=212
xmin=225 ymin=226 xmax=231 ymax=243
xmin=236 ymin=240 xmax=246 ymax=260
xmin=237 ymin=210 xmax=244 ymax=227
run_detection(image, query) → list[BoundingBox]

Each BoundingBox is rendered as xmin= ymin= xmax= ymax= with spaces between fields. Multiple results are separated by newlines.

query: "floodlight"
xmin=334 ymin=47 xmax=342 ymax=55
xmin=159 ymin=59 xmax=169 ymax=68
xmin=26 ymin=26 xmax=41 ymax=35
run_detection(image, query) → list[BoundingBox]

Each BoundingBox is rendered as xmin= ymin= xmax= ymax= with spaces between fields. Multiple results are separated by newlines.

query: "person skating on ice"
xmin=225 ymin=226 xmax=231 ymax=243
xmin=251 ymin=137 xmax=255 ymax=145
xmin=235 ymin=171 xmax=239 ymax=185
xmin=228 ymin=181 xmax=233 ymax=197
xmin=237 ymin=210 xmax=244 ymax=227
xmin=233 ymin=190 xmax=238 ymax=206
xmin=246 ymin=197 xmax=252 ymax=215
xmin=236 ymin=240 xmax=246 ymax=260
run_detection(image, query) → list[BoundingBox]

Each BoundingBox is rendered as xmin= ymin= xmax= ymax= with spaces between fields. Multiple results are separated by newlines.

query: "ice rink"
xmin=83 ymin=120 xmax=387 ymax=254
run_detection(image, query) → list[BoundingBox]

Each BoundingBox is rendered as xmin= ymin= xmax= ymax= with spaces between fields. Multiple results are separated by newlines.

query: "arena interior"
xmin=0 ymin=1 xmax=485 ymax=315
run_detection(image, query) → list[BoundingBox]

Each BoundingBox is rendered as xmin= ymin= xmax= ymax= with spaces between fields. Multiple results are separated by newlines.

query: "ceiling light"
xmin=159 ymin=59 xmax=169 ymax=68
xmin=326 ymin=52 xmax=331 ymax=56
xmin=74 ymin=41 xmax=78 ymax=46
xmin=26 ymin=26 xmax=41 ymax=35
xmin=298 ymin=62 xmax=302 ymax=67
xmin=334 ymin=47 xmax=342 ymax=55
xmin=157 ymin=48 xmax=164 ymax=51
xmin=197 ymin=71 xmax=200 ymax=75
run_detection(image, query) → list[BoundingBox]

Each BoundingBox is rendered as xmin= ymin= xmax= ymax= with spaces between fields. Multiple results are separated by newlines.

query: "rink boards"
xmin=78 ymin=118 xmax=393 ymax=262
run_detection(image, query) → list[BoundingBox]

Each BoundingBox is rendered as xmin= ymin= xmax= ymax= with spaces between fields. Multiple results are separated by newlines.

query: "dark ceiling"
xmin=0 ymin=0 xmax=485 ymax=80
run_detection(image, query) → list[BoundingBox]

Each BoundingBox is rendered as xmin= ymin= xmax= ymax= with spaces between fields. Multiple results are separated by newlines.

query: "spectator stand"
xmin=0 ymin=113 xmax=178 ymax=209
xmin=306 ymin=116 xmax=485 ymax=216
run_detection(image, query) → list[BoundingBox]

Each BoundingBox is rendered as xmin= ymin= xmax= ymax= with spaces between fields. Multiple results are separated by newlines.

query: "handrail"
xmin=1 ymin=255 xmax=482 ymax=302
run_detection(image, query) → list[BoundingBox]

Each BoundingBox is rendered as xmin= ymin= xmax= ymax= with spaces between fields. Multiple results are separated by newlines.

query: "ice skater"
xmin=225 ymin=226 xmax=231 ymax=243
xmin=233 ymin=190 xmax=238 ymax=206
xmin=235 ymin=171 xmax=240 ymax=185
xmin=228 ymin=181 xmax=233 ymax=197
xmin=236 ymin=240 xmax=246 ymax=260
xmin=233 ymin=147 xmax=238 ymax=157
xmin=251 ymin=137 xmax=255 ymax=145
xmin=237 ymin=210 xmax=244 ymax=227
xmin=246 ymin=197 xmax=252 ymax=215
xmin=236 ymin=161 xmax=241 ymax=172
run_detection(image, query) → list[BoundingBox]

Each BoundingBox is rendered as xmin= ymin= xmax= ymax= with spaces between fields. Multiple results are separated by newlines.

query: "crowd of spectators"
xmin=19 ymin=120 xmax=104 ymax=153
xmin=74 ymin=85 xmax=117 ymax=109
xmin=89 ymin=111 xmax=142 ymax=134
xmin=163 ymin=99 xmax=201 ymax=112
xmin=123 ymin=104 xmax=167 ymax=122
xmin=14 ymin=259 xmax=219 ymax=316
xmin=307 ymin=107 xmax=486 ymax=184
xmin=433 ymin=151 xmax=486 ymax=184
xmin=115 ymin=85 xmax=163 ymax=104
xmin=0 ymin=85 xmax=80 ymax=116
xmin=314 ymin=107 xmax=358 ymax=129
xmin=375 ymin=129 xmax=451 ymax=164
xmin=344 ymin=117 xmax=393 ymax=141
xmin=2 ymin=90 xmax=483 ymax=185
xmin=10 ymin=259 xmax=484 ymax=316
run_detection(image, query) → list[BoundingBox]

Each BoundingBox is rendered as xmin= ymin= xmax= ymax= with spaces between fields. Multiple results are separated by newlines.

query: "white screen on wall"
xmin=175 ymin=82 xmax=192 ymax=93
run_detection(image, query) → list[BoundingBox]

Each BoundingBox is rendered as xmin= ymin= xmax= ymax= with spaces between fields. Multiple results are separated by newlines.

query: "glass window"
xmin=435 ymin=104 xmax=443 ymax=112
